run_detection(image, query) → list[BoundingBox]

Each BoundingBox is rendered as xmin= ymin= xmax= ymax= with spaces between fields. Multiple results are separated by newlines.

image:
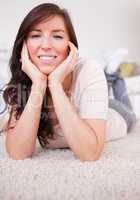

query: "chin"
xmin=38 ymin=65 xmax=56 ymax=75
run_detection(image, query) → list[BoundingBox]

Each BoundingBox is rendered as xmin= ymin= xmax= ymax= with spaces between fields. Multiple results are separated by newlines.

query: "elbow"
xmin=5 ymin=140 xmax=34 ymax=160
xmin=79 ymin=152 xmax=101 ymax=162
xmin=79 ymin=137 xmax=105 ymax=162
xmin=6 ymin=146 xmax=33 ymax=160
xmin=7 ymin=150 xmax=33 ymax=160
xmin=8 ymin=153 xmax=32 ymax=160
xmin=77 ymin=146 xmax=103 ymax=162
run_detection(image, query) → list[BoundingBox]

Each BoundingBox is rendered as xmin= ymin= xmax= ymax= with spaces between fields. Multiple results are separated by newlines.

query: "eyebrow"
xmin=31 ymin=29 xmax=65 ymax=33
xmin=52 ymin=29 xmax=65 ymax=33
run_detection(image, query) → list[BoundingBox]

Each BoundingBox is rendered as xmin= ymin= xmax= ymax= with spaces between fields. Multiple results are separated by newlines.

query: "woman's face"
xmin=26 ymin=15 xmax=70 ymax=75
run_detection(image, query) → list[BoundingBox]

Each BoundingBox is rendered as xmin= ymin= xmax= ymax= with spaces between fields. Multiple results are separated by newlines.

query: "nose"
xmin=41 ymin=37 xmax=52 ymax=49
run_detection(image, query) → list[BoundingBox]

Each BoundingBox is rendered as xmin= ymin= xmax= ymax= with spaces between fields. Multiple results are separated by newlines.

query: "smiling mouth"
xmin=38 ymin=55 xmax=57 ymax=60
xmin=38 ymin=55 xmax=57 ymax=64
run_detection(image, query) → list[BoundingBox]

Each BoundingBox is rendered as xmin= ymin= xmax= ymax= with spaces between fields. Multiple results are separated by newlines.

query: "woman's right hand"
xmin=21 ymin=42 xmax=47 ymax=87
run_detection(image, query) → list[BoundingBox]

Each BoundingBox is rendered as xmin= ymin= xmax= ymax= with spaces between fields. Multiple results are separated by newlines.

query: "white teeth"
xmin=39 ymin=56 xmax=56 ymax=60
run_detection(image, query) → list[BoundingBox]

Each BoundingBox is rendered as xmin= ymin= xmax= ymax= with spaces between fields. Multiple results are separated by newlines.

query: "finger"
xmin=62 ymin=42 xmax=76 ymax=67
xmin=23 ymin=42 xmax=30 ymax=61
xmin=68 ymin=41 xmax=78 ymax=68
xmin=68 ymin=41 xmax=79 ymax=57
xmin=21 ymin=42 xmax=30 ymax=72
xmin=68 ymin=41 xmax=78 ymax=63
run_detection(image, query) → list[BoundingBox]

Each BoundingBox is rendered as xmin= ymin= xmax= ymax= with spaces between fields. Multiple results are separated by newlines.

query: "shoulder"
xmin=71 ymin=58 xmax=108 ymax=120
xmin=71 ymin=57 xmax=108 ymax=103
xmin=74 ymin=57 xmax=106 ymax=84
xmin=76 ymin=57 xmax=101 ymax=69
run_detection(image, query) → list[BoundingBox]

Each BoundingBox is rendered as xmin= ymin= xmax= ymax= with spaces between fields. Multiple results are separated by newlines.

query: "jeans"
xmin=105 ymin=72 xmax=136 ymax=132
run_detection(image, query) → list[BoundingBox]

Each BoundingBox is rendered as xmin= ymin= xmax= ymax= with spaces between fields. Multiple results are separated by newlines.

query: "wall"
xmin=0 ymin=0 xmax=140 ymax=63
xmin=0 ymin=0 xmax=140 ymax=118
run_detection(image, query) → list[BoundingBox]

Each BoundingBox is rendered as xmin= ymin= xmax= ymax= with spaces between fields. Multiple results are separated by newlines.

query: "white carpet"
xmin=0 ymin=121 xmax=140 ymax=200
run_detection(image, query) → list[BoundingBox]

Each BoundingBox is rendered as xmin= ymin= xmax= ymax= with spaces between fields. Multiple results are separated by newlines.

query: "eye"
xmin=30 ymin=34 xmax=41 ymax=38
xmin=53 ymin=35 xmax=63 ymax=39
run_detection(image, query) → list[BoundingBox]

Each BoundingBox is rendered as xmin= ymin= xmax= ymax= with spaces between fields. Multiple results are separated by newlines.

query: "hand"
xmin=48 ymin=41 xmax=78 ymax=85
xmin=21 ymin=42 xmax=47 ymax=87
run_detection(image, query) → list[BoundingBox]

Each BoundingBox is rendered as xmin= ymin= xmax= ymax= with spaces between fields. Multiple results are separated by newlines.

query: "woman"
xmin=3 ymin=3 xmax=122 ymax=161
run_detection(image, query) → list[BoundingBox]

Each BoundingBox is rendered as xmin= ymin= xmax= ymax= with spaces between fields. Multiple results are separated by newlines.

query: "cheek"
xmin=26 ymin=41 xmax=36 ymax=59
xmin=58 ymin=43 xmax=69 ymax=58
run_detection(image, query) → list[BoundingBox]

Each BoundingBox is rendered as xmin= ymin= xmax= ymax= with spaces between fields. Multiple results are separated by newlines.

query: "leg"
xmin=109 ymin=99 xmax=136 ymax=132
xmin=112 ymin=78 xmax=133 ymax=110
xmin=105 ymin=72 xmax=136 ymax=132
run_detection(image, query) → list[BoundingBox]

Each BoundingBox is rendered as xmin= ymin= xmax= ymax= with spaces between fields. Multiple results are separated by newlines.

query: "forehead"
xmin=32 ymin=15 xmax=68 ymax=32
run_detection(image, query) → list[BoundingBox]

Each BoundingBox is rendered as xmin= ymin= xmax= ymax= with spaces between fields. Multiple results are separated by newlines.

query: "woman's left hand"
xmin=48 ymin=41 xmax=78 ymax=86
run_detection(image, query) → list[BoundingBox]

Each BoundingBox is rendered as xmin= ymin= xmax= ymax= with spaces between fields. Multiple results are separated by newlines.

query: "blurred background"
xmin=0 ymin=0 xmax=140 ymax=119
xmin=0 ymin=0 xmax=140 ymax=61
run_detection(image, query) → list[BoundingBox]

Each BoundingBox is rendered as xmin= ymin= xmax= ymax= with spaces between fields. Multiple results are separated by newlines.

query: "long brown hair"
xmin=3 ymin=3 xmax=78 ymax=148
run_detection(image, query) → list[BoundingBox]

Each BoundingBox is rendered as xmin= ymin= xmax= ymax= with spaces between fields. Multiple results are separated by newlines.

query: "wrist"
xmin=48 ymin=77 xmax=61 ymax=90
xmin=32 ymin=81 xmax=47 ymax=94
xmin=33 ymin=74 xmax=47 ymax=86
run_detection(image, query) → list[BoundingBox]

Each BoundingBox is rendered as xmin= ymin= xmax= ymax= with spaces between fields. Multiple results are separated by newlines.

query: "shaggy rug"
xmin=0 ymin=121 xmax=140 ymax=200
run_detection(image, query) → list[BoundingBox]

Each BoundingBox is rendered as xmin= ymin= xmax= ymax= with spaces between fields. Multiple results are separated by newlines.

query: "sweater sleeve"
xmin=75 ymin=59 xmax=108 ymax=120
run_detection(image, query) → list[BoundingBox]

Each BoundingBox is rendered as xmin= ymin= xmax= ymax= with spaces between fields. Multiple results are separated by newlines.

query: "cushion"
xmin=119 ymin=62 xmax=135 ymax=78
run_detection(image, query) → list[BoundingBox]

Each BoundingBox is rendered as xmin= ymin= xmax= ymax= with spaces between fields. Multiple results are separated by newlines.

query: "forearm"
xmin=6 ymin=83 xmax=46 ymax=160
xmin=49 ymin=82 xmax=98 ymax=161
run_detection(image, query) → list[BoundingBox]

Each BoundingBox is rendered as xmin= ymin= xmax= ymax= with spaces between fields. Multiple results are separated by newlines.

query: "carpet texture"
xmin=0 ymin=121 xmax=140 ymax=200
